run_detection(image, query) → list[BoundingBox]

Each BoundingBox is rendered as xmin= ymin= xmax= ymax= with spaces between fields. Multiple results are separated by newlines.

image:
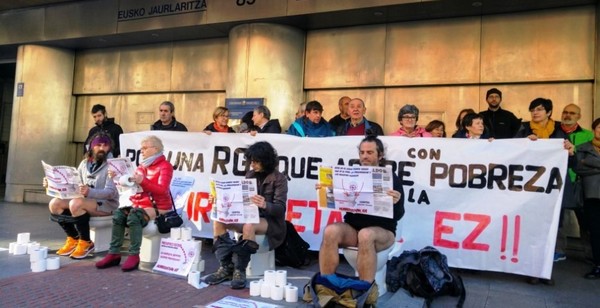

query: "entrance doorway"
xmin=0 ymin=62 xmax=15 ymax=198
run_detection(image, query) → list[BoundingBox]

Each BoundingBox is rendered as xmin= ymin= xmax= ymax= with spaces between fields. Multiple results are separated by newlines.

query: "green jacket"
xmin=569 ymin=125 xmax=594 ymax=181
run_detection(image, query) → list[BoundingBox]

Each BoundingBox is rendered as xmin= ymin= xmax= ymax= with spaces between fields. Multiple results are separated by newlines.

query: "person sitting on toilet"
xmin=95 ymin=135 xmax=173 ymax=272
xmin=43 ymin=132 xmax=119 ymax=259
xmin=318 ymin=135 xmax=404 ymax=298
xmin=204 ymin=141 xmax=288 ymax=289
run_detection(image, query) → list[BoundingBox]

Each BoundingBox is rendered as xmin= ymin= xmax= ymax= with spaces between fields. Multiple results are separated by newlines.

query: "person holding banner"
xmin=250 ymin=105 xmax=282 ymax=134
xmin=44 ymin=133 xmax=119 ymax=259
xmin=287 ymin=100 xmax=335 ymax=137
xmin=204 ymin=106 xmax=235 ymax=134
xmin=318 ymin=136 xmax=404 ymax=297
xmin=516 ymin=98 xmax=576 ymax=284
xmin=574 ymin=118 xmax=600 ymax=279
xmin=336 ymin=98 xmax=384 ymax=136
xmin=204 ymin=141 xmax=288 ymax=289
xmin=390 ymin=104 xmax=432 ymax=137
xmin=95 ymin=135 xmax=174 ymax=272
xmin=453 ymin=113 xmax=491 ymax=140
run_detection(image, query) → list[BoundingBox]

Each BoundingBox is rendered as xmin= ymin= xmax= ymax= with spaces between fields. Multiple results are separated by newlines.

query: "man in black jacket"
xmin=151 ymin=101 xmax=188 ymax=132
xmin=480 ymin=88 xmax=521 ymax=139
xmin=84 ymin=104 xmax=123 ymax=157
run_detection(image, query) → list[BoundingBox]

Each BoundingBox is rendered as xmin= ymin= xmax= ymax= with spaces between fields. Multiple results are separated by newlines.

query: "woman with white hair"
xmin=95 ymin=135 xmax=174 ymax=272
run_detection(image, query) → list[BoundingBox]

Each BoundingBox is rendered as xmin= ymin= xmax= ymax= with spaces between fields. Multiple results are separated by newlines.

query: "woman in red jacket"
xmin=96 ymin=135 xmax=174 ymax=271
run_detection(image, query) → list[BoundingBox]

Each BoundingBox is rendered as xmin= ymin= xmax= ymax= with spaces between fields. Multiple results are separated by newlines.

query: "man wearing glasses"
xmin=151 ymin=101 xmax=188 ymax=131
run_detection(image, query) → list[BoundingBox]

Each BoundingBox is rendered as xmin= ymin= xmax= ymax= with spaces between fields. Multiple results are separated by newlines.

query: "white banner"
xmin=121 ymin=131 xmax=567 ymax=278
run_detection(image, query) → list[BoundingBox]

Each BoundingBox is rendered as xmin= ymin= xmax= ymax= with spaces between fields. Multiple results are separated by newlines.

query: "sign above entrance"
xmin=225 ymin=98 xmax=264 ymax=119
xmin=117 ymin=0 xmax=207 ymax=22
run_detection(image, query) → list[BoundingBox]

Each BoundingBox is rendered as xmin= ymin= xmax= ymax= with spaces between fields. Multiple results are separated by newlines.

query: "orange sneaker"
xmin=56 ymin=236 xmax=78 ymax=256
xmin=70 ymin=240 xmax=95 ymax=259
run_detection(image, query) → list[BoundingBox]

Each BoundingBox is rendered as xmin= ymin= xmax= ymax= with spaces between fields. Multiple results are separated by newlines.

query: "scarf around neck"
xmin=141 ymin=151 xmax=163 ymax=167
xmin=530 ymin=119 xmax=555 ymax=139
xmin=213 ymin=122 xmax=230 ymax=133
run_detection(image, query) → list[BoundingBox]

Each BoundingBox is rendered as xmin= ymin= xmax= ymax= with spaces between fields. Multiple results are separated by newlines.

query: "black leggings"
xmin=583 ymin=198 xmax=600 ymax=266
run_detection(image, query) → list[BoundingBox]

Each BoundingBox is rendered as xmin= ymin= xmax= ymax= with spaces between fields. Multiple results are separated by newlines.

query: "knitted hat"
xmin=90 ymin=134 xmax=112 ymax=149
xmin=486 ymin=88 xmax=502 ymax=99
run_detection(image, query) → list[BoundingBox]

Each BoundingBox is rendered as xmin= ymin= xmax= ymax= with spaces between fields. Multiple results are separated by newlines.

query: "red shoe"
xmin=121 ymin=254 xmax=140 ymax=272
xmin=95 ymin=253 xmax=121 ymax=269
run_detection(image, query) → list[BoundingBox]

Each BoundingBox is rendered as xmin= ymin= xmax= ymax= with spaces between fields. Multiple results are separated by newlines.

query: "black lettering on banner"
xmin=306 ymin=157 xmax=322 ymax=180
xmin=449 ymin=164 xmax=467 ymax=188
xmin=125 ymin=149 xmax=139 ymax=165
xmin=290 ymin=157 xmax=305 ymax=178
xmin=398 ymin=161 xmax=415 ymax=186
xmin=232 ymin=147 xmax=248 ymax=176
xmin=508 ymin=164 xmax=524 ymax=191
xmin=348 ymin=159 xmax=360 ymax=166
xmin=407 ymin=148 xmax=441 ymax=160
xmin=430 ymin=162 xmax=447 ymax=186
xmin=278 ymin=156 xmax=291 ymax=181
xmin=524 ymin=165 xmax=545 ymax=193
xmin=488 ymin=163 xmax=507 ymax=190
xmin=212 ymin=146 xmax=231 ymax=175
xmin=468 ymin=164 xmax=486 ymax=189
xmin=545 ymin=167 xmax=563 ymax=193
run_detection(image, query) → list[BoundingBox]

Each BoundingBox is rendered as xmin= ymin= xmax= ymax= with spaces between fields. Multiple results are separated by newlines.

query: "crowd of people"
xmin=42 ymin=89 xmax=599 ymax=297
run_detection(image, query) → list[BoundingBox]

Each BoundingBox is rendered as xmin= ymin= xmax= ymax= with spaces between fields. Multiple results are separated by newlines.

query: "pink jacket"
xmin=130 ymin=155 xmax=174 ymax=211
xmin=390 ymin=126 xmax=432 ymax=137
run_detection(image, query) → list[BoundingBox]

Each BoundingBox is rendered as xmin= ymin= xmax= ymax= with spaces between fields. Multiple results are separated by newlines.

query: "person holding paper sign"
xmin=96 ymin=135 xmax=174 ymax=272
xmin=44 ymin=133 xmax=119 ymax=259
xmin=318 ymin=136 xmax=404 ymax=298
xmin=204 ymin=141 xmax=288 ymax=289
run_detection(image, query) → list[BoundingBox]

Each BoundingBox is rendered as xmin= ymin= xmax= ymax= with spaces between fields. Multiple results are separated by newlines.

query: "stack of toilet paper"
xmin=249 ymin=270 xmax=298 ymax=303
xmin=8 ymin=232 xmax=60 ymax=273
xmin=171 ymin=227 xmax=205 ymax=273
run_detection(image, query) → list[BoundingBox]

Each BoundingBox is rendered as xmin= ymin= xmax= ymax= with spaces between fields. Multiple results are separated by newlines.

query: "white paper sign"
xmin=210 ymin=178 xmax=259 ymax=224
xmin=42 ymin=160 xmax=83 ymax=199
xmin=153 ymin=238 xmax=199 ymax=277
xmin=206 ymin=296 xmax=281 ymax=308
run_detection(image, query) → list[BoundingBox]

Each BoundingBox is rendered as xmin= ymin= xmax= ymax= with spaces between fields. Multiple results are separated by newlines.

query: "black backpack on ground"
xmin=275 ymin=220 xmax=311 ymax=268
xmin=386 ymin=246 xmax=466 ymax=307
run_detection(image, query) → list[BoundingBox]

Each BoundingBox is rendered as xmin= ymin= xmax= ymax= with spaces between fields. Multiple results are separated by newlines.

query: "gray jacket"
xmin=574 ymin=142 xmax=600 ymax=200
xmin=77 ymin=159 xmax=119 ymax=211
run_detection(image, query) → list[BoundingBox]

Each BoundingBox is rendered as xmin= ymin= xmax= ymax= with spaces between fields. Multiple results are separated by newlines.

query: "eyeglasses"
xmin=562 ymin=111 xmax=578 ymax=115
xmin=402 ymin=116 xmax=417 ymax=120
xmin=140 ymin=146 xmax=156 ymax=151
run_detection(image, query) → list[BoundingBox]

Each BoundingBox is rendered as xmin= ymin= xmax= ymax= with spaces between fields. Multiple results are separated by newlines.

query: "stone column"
xmin=227 ymin=23 xmax=305 ymax=130
xmin=5 ymin=45 xmax=75 ymax=202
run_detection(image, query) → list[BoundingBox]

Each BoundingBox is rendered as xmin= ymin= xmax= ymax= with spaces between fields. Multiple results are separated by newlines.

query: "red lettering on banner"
xmin=287 ymin=198 xmax=342 ymax=234
xmin=433 ymin=211 xmax=460 ymax=249
xmin=462 ymin=213 xmax=490 ymax=251
xmin=185 ymin=191 xmax=212 ymax=223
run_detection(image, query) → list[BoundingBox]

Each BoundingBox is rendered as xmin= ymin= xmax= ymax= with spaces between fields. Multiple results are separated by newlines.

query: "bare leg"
xmin=356 ymin=227 xmax=395 ymax=282
xmin=319 ymin=222 xmax=358 ymax=275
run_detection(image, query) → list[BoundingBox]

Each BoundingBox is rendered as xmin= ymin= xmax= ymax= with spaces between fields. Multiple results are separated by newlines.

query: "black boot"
xmin=231 ymin=239 xmax=259 ymax=289
xmin=584 ymin=266 xmax=600 ymax=279
xmin=204 ymin=233 xmax=236 ymax=285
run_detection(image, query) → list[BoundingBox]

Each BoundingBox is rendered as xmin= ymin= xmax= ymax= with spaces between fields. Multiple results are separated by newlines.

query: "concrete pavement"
xmin=1 ymin=202 xmax=599 ymax=307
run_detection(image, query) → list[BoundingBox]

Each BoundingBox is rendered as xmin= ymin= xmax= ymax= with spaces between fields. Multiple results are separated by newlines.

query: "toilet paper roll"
xmin=193 ymin=240 xmax=202 ymax=262
xmin=46 ymin=257 xmax=60 ymax=270
xmin=27 ymin=242 xmax=40 ymax=254
xmin=14 ymin=243 xmax=28 ymax=255
xmin=285 ymin=285 xmax=299 ymax=303
xmin=9 ymin=242 xmax=16 ymax=254
xmin=30 ymin=249 xmax=45 ymax=262
xmin=31 ymin=260 xmax=46 ymax=273
xmin=275 ymin=270 xmax=287 ymax=286
xmin=118 ymin=175 xmax=135 ymax=187
xmin=170 ymin=227 xmax=182 ymax=240
xmin=39 ymin=246 xmax=48 ymax=259
xmin=270 ymin=285 xmax=284 ymax=301
xmin=264 ymin=270 xmax=276 ymax=285
xmin=260 ymin=283 xmax=272 ymax=298
xmin=249 ymin=280 xmax=262 ymax=296
xmin=17 ymin=233 xmax=30 ymax=244
xmin=181 ymin=227 xmax=192 ymax=241
xmin=188 ymin=270 xmax=200 ymax=288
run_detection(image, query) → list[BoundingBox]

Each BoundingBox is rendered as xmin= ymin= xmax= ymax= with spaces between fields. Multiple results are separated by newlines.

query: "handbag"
xmin=150 ymin=193 xmax=184 ymax=234
xmin=562 ymin=176 xmax=584 ymax=209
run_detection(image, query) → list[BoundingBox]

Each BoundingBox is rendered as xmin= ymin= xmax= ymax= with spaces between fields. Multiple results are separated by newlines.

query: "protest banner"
xmin=121 ymin=131 xmax=567 ymax=278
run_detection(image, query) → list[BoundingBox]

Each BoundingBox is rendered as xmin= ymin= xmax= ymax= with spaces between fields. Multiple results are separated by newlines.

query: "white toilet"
xmin=90 ymin=216 xmax=168 ymax=262
xmin=89 ymin=216 xmax=114 ymax=252
xmin=234 ymin=233 xmax=275 ymax=277
xmin=342 ymin=241 xmax=402 ymax=296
